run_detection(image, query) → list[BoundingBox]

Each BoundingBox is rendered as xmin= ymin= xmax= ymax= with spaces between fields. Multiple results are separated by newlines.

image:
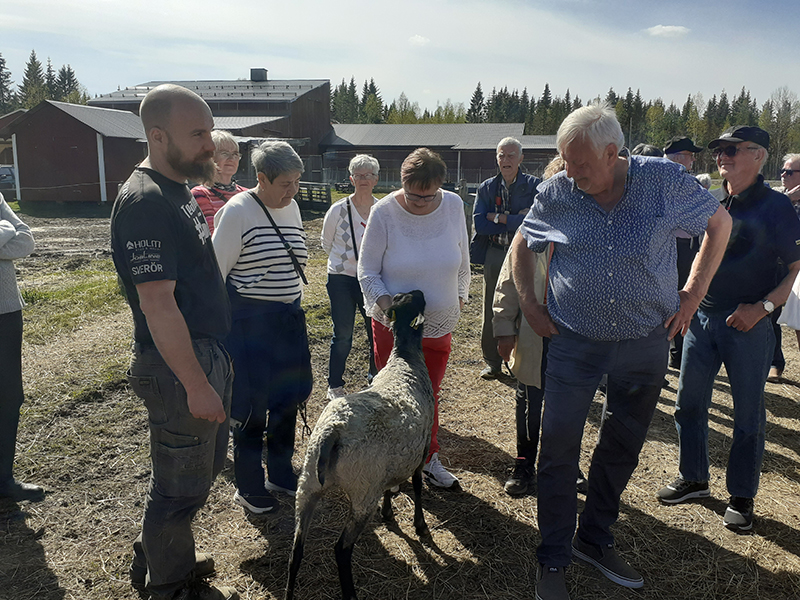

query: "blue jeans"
xmin=128 ymin=339 xmax=232 ymax=596
xmin=225 ymin=298 xmax=313 ymax=495
xmin=536 ymin=326 xmax=668 ymax=567
xmin=675 ymin=308 xmax=771 ymax=498
xmin=326 ymin=274 xmax=377 ymax=388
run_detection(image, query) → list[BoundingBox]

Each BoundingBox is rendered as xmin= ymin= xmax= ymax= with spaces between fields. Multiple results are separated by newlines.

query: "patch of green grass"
xmin=21 ymin=260 xmax=126 ymax=344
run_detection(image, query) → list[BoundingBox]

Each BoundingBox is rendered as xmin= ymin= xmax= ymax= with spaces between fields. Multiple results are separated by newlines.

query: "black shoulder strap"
xmin=248 ymin=191 xmax=308 ymax=285
xmin=346 ymin=196 xmax=359 ymax=261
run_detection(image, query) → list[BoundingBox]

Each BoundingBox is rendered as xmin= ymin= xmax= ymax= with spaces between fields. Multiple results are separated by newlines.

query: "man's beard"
xmin=166 ymin=138 xmax=215 ymax=182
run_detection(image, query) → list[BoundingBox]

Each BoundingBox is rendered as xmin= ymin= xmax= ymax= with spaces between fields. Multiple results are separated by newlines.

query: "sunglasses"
xmin=711 ymin=146 xmax=759 ymax=159
xmin=781 ymin=168 xmax=799 ymax=176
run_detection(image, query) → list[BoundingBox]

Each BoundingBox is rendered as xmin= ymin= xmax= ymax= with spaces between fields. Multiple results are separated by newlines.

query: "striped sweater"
xmin=212 ymin=190 xmax=307 ymax=303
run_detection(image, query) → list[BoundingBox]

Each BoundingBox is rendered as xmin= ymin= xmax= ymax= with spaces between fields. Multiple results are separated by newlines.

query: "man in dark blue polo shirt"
xmin=512 ymin=104 xmax=731 ymax=600
xmin=657 ymin=126 xmax=800 ymax=533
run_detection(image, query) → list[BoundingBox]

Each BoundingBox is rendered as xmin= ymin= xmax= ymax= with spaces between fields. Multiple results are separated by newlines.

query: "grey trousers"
xmin=128 ymin=339 xmax=232 ymax=596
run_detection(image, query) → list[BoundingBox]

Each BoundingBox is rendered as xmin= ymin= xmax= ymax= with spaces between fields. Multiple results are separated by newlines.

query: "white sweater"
xmin=358 ymin=190 xmax=470 ymax=338
xmin=320 ymin=195 xmax=376 ymax=277
xmin=212 ymin=191 xmax=307 ymax=304
xmin=0 ymin=193 xmax=35 ymax=315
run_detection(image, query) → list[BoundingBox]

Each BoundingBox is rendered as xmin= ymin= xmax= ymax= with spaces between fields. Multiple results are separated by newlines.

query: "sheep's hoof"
xmin=415 ymin=523 xmax=430 ymax=538
xmin=381 ymin=510 xmax=396 ymax=524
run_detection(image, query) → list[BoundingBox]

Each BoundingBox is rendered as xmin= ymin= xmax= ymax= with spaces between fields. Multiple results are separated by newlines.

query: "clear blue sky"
xmin=2 ymin=0 xmax=796 ymax=112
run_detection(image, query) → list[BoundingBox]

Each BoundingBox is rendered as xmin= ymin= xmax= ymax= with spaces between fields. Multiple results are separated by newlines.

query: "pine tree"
xmin=18 ymin=50 xmax=46 ymax=109
xmin=0 ymin=53 xmax=16 ymax=114
xmin=55 ymin=65 xmax=81 ymax=103
xmin=466 ymin=82 xmax=485 ymax=123
xmin=45 ymin=58 xmax=57 ymax=100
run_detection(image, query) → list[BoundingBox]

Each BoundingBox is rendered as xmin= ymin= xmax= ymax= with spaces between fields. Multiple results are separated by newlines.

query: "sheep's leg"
xmin=286 ymin=492 xmax=321 ymax=600
xmin=412 ymin=467 xmax=429 ymax=537
xmin=380 ymin=490 xmax=394 ymax=523
xmin=334 ymin=512 xmax=370 ymax=600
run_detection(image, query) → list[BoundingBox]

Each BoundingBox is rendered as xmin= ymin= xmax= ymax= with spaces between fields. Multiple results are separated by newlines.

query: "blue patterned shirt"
xmin=520 ymin=156 xmax=719 ymax=341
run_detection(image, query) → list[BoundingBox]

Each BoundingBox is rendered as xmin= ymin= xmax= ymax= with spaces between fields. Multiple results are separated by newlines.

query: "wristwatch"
xmin=762 ymin=299 xmax=775 ymax=314
xmin=493 ymin=213 xmax=500 ymax=224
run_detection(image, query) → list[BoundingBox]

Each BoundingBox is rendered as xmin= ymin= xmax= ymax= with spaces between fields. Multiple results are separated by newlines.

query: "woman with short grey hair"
xmin=320 ymin=154 xmax=380 ymax=400
xmin=191 ymin=129 xmax=246 ymax=234
xmin=212 ymin=140 xmax=312 ymax=514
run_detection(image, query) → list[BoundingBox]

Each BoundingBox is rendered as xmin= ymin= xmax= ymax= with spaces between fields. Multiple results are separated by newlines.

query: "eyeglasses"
xmin=711 ymin=146 xmax=759 ymax=159
xmin=405 ymin=190 xmax=438 ymax=202
xmin=218 ymin=151 xmax=241 ymax=160
xmin=351 ymin=173 xmax=377 ymax=180
xmin=781 ymin=168 xmax=799 ymax=176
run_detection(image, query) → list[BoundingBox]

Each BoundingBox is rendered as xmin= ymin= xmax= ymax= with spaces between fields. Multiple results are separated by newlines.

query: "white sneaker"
xmin=422 ymin=452 xmax=459 ymax=488
xmin=326 ymin=386 xmax=346 ymax=401
xmin=265 ymin=479 xmax=297 ymax=497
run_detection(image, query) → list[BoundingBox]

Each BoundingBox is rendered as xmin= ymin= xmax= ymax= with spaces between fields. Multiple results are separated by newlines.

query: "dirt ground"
xmin=2 ymin=211 xmax=799 ymax=600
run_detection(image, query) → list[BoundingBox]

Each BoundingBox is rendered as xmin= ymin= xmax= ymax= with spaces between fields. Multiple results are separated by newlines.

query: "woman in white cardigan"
xmin=0 ymin=193 xmax=42 ymax=502
xmin=358 ymin=148 xmax=470 ymax=489
xmin=320 ymin=154 xmax=380 ymax=400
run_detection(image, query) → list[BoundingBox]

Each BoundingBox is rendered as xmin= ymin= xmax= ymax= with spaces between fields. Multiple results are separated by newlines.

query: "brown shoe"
xmin=767 ymin=367 xmax=783 ymax=383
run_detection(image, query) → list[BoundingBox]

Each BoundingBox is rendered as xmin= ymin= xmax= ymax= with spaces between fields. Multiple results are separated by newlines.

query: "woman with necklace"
xmin=192 ymin=130 xmax=246 ymax=234
xmin=321 ymin=155 xmax=381 ymax=400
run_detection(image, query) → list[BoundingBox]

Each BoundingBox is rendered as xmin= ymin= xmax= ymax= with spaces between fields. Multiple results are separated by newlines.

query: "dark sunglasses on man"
xmin=780 ymin=168 xmax=799 ymax=177
xmin=711 ymin=145 xmax=759 ymax=159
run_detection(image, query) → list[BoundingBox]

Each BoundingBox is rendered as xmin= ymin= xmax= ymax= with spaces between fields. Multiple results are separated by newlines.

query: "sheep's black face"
xmin=387 ymin=290 xmax=426 ymax=332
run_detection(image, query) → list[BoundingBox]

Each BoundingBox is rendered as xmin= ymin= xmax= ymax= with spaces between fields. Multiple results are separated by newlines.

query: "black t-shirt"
xmin=110 ymin=167 xmax=231 ymax=344
xmin=701 ymin=175 xmax=800 ymax=313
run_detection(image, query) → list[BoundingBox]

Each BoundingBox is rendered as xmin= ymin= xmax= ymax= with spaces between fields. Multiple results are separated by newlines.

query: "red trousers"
xmin=372 ymin=321 xmax=451 ymax=459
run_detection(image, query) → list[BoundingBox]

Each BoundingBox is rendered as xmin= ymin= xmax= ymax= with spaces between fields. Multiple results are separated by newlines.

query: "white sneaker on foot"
xmin=326 ymin=386 xmax=346 ymax=401
xmin=422 ymin=452 xmax=459 ymax=488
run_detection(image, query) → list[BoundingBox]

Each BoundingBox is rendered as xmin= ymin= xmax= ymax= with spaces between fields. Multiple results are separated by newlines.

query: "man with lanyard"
xmin=658 ymin=126 xmax=800 ymax=533
xmin=663 ymin=135 xmax=704 ymax=369
xmin=473 ymin=137 xmax=540 ymax=379
xmin=512 ymin=103 xmax=731 ymax=600
xmin=110 ymin=84 xmax=238 ymax=600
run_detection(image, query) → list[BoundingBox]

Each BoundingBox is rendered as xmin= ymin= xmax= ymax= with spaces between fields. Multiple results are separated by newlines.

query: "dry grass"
xmin=1 ymin=214 xmax=799 ymax=600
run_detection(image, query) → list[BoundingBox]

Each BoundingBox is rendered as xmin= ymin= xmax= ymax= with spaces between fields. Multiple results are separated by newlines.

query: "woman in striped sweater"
xmin=212 ymin=141 xmax=313 ymax=515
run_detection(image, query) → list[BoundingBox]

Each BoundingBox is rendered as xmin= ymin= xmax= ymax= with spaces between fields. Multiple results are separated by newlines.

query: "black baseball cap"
xmin=708 ymin=125 xmax=770 ymax=150
xmin=664 ymin=136 xmax=703 ymax=154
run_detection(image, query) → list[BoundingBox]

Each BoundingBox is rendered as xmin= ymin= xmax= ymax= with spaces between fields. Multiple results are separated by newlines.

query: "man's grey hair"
xmin=782 ymin=153 xmax=800 ymax=166
xmin=497 ymin=137 xmax=523 ymax=154
xmin=695 ymin=173 xmax=712 ymax=189
xmin=252 ymin=140 xmax=304 ymax=183
xmin=556 ymin=102 xmax=625 ymax=157
xmin=211 ymin=130 xmax=238 ymax=153
xmin=348 ymin=154 xmax=380 ymax=175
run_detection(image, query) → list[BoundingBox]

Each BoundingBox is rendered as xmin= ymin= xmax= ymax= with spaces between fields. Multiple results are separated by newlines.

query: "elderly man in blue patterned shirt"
xmin=511 ymin=103 xmax=732 ymax=600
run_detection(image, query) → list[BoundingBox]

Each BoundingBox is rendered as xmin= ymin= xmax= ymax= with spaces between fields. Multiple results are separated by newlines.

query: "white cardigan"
xmin=358 ymin=190 xmax=470 ymax=338
xmin=0 ymin=193 xmax=35 ymax=315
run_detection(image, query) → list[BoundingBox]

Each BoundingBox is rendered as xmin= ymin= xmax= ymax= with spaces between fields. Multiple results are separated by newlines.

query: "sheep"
xmin=285 ymin=290 xmax=434 ymax=600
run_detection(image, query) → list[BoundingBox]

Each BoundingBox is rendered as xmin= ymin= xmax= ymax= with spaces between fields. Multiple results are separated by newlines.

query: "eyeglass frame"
xmin=711 ymin=145 xmax=760 ymax=159
xmin=404 ymin=189 xmax=439 ymax=202
xmin=217 ymin=150 xmax=241 ymax=160
xmin=351 ymin=172 xmax=378 ymax=180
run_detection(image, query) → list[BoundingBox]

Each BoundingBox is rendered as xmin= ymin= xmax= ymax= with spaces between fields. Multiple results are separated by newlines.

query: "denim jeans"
xmin=536 ymin=326 xmax=668 ymax=567
xmin=128 ymin=339 xmax=232 ymax=596
xmin=516 ymin=337 xmax=548 ymax=461
xmin=225 ymin=299 xmax=313 ymax=495
xmin=675 ymin=308 xmax=771 ymax=498
xmin=326 ymin=274 xmax=377 ymax=388
xmin=0 ymin=310 xmax=24 ymax=485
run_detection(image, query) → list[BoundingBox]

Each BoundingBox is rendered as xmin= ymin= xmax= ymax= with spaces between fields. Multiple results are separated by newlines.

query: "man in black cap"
xmin=657 ymin=126 xmax=800 ymax=532
xmin=663 ymin=136 xmax=704 ymax=369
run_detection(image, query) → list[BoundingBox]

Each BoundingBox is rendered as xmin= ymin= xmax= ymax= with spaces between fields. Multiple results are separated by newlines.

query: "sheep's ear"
xmin=386 ymin=308 xmax=396 ymax=322
xmin=410 ymin=313 xmax=425 ymax=329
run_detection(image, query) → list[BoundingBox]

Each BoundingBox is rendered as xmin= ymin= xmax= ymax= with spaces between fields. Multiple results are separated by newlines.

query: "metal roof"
xmin=90 ymin=79 xmax=328 ymax=104
xmin=49 ymin=101 xmax=145 ymax=139
xmin=324 ymin=123 xmax=529 ymax=149
xmin=213 ymin=115 xmax=285 ymax=130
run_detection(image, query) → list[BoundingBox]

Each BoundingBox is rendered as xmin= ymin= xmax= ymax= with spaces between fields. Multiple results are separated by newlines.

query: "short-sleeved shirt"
xmin=702 ymin=175 xmax=800 ymax=313
xmin=521 ymin=156 xmax=719 ymax=341
xmin=110 ymin=167 xmax=231 ymax=344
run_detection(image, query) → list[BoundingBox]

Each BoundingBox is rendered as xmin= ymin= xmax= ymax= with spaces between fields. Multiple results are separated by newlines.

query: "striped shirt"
xmin=212 ymin=190 xmax=307 ymax=303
